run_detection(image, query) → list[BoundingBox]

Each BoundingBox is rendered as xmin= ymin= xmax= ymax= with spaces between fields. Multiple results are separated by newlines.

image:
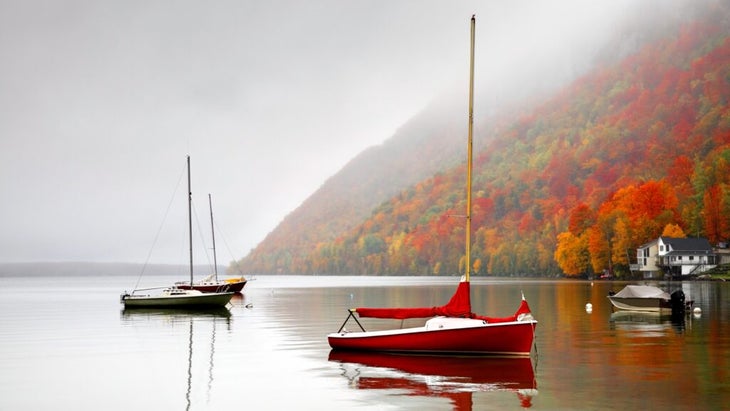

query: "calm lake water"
xmin=1 ymin=272 xmax=729 ymax=410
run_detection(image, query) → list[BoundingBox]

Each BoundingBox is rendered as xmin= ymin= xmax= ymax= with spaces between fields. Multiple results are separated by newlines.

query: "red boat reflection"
xmin=329 ymin=351 xmax=537 ymax=409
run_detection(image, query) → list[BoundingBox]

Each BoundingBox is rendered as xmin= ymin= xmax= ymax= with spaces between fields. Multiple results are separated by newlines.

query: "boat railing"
xmin=129 ymin=286 xmax=168 ymax=293
xmin=336 ymin=309 xmax=367 ymax=333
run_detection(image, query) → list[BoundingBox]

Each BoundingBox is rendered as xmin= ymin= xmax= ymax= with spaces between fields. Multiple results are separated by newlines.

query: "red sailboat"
xmin=327 ymin=16 xmax=537 ymax=356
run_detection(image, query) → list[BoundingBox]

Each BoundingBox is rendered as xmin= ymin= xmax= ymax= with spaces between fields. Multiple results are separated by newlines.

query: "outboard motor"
xmin=670 ymin=290 xmax=686 ymax=317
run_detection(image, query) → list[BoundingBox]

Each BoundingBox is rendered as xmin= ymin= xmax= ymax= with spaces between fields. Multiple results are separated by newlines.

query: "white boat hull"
xmin=607 ymin=296 xmax=668 ymax=312
xmin=121 ymin=289 xmax=233 ymax=308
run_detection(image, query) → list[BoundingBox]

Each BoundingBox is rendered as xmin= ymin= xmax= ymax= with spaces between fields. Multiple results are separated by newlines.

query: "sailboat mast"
xmin=187 ymin=155 xmax=194 ymax=285
xmin=208 ymin=193 xmax=219 ymax=280
xmin=465 ymin=15 xmax=475 ymax=282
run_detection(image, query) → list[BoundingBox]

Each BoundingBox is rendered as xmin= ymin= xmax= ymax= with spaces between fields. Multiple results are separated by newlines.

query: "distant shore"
xmin=3 ymin=261 xmax=728 ymax=280
xmin=0 ymin=262 xmax=225 ymax=277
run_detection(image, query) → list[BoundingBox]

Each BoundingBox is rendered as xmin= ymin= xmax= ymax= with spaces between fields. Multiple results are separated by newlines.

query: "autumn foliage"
xmin=236 ymin=5 xmax=730 ymax=277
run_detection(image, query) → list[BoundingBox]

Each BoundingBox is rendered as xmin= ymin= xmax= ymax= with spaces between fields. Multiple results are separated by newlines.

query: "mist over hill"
xmin=234 ymin=0 xmax=730 ymax=276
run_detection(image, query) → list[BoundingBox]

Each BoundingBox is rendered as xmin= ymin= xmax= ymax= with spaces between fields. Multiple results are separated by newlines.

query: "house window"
xmin=689 ymin=256 xmax=695 ymax=261
xmin=660 ymin=245 xmax=664 ymax=252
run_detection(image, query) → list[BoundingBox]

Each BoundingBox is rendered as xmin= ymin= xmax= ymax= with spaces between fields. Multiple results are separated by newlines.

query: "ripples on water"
xmin=0 ymin=273 xmax=729 ymax=410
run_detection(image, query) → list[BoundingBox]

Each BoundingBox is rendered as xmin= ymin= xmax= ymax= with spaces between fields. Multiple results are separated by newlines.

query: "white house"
xmin=637 ymin=237 xmax=718 ymax=278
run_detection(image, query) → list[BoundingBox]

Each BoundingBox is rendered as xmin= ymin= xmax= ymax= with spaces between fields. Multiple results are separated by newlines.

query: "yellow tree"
xmin=555 ymin=231 xmax=590 ymax=277
xmin=662 ymin=223 xmax=686 ymax=238
xmin=588 ymin=201 xmax=625 ymax=274
xmin=472 ymin=258 xmax=482 ymax=275
xmin=611 ymin=217 xmax=633 ymax=267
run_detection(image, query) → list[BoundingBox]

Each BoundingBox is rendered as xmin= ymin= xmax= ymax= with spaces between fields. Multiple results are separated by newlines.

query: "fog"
xmin=1 ymin=0 xmax=680 ymax=264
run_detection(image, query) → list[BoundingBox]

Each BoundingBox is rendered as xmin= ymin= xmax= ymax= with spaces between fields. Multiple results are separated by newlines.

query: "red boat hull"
xmin=177 ymin=280 xmax=247 ymax=293
xmin=328 ymin=318 xmax=537 ymax=356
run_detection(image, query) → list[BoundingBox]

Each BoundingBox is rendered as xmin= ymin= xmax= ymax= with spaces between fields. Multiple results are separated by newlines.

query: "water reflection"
xmin=609 ymin=311 xmax=688 ymax=336
xmin=120 ymin=307 xmax=231 ymax=410
xmin=329 ymin=351 xmax=537 ymax=409
xmin=121 ymin=306 xmax=232 ymax=320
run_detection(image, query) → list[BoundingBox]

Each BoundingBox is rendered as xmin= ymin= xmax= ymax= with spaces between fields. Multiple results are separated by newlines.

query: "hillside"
xmin=234 ymin=1 xmax=730 ymax=276
xmin=235 ymin=103 xmax=468 ymax=273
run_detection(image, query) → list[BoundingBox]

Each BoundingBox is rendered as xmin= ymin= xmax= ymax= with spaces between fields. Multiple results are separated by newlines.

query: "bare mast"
xmin=208 ymin=193 xmax=219 ymax=280
xmin=187 ymin=155 xmax=194 ymax=286
xmin=465 ymin=15 xmax=475 ymax=282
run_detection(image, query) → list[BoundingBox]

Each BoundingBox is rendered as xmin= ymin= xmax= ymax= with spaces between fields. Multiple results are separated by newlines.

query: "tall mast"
xmin=465 ymin=15 xmax=475 ymax=282
xmin=208 ymin=193 xmax=219 ymax=280
xmin=187 ymin=155 xmax=194 ymax=285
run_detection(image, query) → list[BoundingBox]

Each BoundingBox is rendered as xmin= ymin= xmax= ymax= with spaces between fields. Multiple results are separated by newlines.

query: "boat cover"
xmin=356 ymin=281 xmax=472 ymax=319
xmin=613 ymin=285 xmax=670 ymax=299
xmin=355 ymin=280 xmax=532 ymax=323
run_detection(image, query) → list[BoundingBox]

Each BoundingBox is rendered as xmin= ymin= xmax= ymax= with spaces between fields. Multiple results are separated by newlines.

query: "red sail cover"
xmin=355 ymin=281 xmax=472 ymax=319
xmin=355 ymin=281 xmax=532 ymax=323
xmin=472 ymin=298 xmax=532 ymax=323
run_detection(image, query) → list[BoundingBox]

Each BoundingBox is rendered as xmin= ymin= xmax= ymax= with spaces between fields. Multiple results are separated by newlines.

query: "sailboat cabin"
xmin=637 ymin=237 xmax=718 ymax=278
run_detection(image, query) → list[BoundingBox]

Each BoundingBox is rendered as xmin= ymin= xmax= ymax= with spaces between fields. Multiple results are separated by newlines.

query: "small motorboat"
xmin=608 ymin=285 xmax=693 ymax=315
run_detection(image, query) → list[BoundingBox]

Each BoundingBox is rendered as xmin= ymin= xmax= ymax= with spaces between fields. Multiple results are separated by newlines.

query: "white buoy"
xmin=585 ymin=303 xmax=593 ymax=313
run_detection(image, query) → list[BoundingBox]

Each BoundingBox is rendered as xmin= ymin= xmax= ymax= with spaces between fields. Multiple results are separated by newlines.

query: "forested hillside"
xmin=234 ymin=103 xmax=469 ymax=273
xmin=235 ymin=1 xmax=730 ymax=277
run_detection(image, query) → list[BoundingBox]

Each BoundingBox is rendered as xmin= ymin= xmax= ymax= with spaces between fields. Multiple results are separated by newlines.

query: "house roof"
xmin=659 ymin=237 xmax=712 ymax=251
xmin=637 ymin=239 xmax=658 ymax=249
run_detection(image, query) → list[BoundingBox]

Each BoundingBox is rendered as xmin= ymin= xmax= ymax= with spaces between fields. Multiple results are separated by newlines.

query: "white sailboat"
xmin=121 ymin=156 xmax=234 ymax=308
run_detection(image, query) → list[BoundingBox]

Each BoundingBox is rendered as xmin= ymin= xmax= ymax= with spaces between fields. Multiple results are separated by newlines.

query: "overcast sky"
xmin=0 ymin=0 xmax=645 ymax=265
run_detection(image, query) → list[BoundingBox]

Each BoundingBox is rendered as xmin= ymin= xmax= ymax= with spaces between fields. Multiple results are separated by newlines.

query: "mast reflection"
xmin=121 ymin=307 xmax=231 ymax=409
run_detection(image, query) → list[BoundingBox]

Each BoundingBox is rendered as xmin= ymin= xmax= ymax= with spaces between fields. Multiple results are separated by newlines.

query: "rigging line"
xmin=522 ymin=286 xmax=539 ymax=361
xmin=532 ymin=320 xmax=539 ymax=364
xmin=133 ymin=161 xmax=187 ymax=291
xmin=191 ymin=199 xmax=215 ymax=273
xmin=214 ymin=219 xmax=248 ymax=277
